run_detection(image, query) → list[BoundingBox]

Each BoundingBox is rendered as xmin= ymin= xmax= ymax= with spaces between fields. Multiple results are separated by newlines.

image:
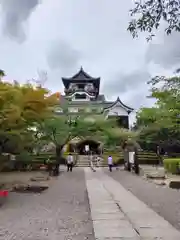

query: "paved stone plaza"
xmin=1 ymin=167 xmax=180 ymax=239
xmin=0 ymin=168 xmax=94 ymax=240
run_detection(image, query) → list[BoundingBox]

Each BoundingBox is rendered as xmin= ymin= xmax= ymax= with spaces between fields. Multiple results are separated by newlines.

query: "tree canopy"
xmin=134 ymin=75 xmax=180 ymax=152
xmin=35 ymin=115 xmax=137 ymax=154
xmin=128 ymin=0 xmax=180 ymax=40
xmin=0 ymin=80 xmax=57 ymax=154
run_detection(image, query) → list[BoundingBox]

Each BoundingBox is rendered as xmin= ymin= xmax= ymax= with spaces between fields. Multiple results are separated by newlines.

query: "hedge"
xmin=0 ymin=152 xmax=79 ymax=172
xmin=103 ymin=151 xmax=160 ymax=165
xmin=163 ymin=158 xmax=180 ymax=174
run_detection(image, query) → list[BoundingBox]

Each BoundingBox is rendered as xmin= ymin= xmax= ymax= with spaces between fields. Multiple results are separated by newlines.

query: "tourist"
xmin=108 ymin=155 xmax=113 ymax=172
xmin=67 ymin=153 xmax=74 ymax=172
xmin=96 ymin=156 xmax=100 ymax=167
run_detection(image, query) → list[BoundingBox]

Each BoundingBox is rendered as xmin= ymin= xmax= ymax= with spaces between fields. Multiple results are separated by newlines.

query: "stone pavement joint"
xmin=84 ymin=167 xmax=180 ymax=240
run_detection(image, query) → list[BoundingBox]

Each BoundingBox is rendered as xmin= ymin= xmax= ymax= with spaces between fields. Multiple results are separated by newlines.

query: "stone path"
xmin=0 ymin=168 xmax=94 ymax=240
xmin=105 ymin=167 xmax=180 ymax=231
xmin=85 ymin=167 xmax=180 ymax=239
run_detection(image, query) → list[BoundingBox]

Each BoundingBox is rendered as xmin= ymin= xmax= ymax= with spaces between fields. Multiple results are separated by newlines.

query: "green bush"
xmin=0 ymin=153 xmax=52 ymax=172
xmin=16 ymin=152 xmax=34 ymax=162
xmin=164 ymin=158 xmax=180 ymax=174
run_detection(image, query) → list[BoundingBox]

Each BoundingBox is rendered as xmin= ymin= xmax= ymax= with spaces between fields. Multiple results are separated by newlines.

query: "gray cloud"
xmin=0 ymin=0 xmax=41 ymax=42
xmin=102 ymin=69 xmax=151 ymax=96
xmin=0 ymin=0 xmax=156 ymax=111
xmin=46 ymin=40 xmax=82 ymax=74
xmin=145 ymin=32 xmax=180 ymax=69
xmin=127 ymin=89 xmax=155 ymax=109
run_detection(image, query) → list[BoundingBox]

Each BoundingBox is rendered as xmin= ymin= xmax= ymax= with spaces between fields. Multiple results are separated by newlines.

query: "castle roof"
xmin=103 ymin=97 xmax=134 ymax=113
xmin=62 ymin=67 xmax=100 ymax=90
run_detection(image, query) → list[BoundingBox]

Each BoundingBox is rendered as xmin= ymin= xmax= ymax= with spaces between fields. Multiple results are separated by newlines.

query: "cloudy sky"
xmin=0 ymin=0 xmax=179 ymax=123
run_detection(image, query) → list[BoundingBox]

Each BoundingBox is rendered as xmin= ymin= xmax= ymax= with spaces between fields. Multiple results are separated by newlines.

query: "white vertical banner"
xmin=129 ymin=152 xmax=135 ymax=164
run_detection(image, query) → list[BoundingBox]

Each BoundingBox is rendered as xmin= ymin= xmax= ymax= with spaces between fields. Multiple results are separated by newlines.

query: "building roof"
xmin=62 ymin=67 xmax=100 ymax=90
xmin=103 ymin=97 xmax=134 ymax=112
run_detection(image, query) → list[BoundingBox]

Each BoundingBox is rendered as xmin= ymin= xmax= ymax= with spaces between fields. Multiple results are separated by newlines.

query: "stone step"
xmin=76 ymin=165 xmax=108 ymax=167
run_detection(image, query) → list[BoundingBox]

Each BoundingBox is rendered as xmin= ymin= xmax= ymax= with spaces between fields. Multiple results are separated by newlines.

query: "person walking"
xmin=108 ymin=155 xmax=113 ymax=172
xmin=67 ymin=153 xmax=74 ymax=172
xmin=96 ymin=155 xmax=100 ymax=167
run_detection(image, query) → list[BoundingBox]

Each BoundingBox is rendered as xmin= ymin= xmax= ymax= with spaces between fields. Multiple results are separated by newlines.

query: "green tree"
xmin=0 ymin=69 xmax=5 ymax=80
xmin=36 ymin=115 xmax=137 ymax=175
xmin=128 ymin=0 xmax=180 ymax=40
xmin=0 ymin=80 xmax=57 ymax=154
xmin=135 ymin=75 xmax=180 ymax=151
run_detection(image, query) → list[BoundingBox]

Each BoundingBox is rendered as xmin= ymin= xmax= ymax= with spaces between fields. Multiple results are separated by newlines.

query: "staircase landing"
xmin=76 ymin=155 xmax=108 ymax=167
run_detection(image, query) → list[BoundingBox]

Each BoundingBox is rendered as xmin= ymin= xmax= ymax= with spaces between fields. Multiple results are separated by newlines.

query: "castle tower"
xmin=62 ymin=67 xmax=100 ymax=101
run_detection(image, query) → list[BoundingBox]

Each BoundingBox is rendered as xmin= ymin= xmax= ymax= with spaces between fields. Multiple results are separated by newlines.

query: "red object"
xmin=0 ymin=190 xmax=9 ymax=197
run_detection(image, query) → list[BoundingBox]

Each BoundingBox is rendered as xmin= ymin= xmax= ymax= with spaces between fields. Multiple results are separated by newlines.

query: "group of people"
xmin=66 ymin=153 xmax=114 ymax=172
xmin=47 ymin=153 xmax=114 ymax=174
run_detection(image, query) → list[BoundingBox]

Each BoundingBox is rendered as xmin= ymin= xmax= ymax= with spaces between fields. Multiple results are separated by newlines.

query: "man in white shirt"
xmin=108 ymin=155 xmax=113 ymax=172
xmin=67 ymin=153 xmax=74 ymax=172
xmin=85 ymin=145 xmax=89 ymax=155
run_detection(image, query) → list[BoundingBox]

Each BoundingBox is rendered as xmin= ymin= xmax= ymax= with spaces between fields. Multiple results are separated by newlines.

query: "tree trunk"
xmin=53 ymin=145 xmax=61 ymax=176
xmin=51 ymin=134 xmax=71 ymax=176
xmin=53 ymin=137 xmax=70 ymax=176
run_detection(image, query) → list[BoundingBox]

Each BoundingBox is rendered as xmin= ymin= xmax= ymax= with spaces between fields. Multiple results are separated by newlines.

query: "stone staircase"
xmin=76 ymin=155 xmax=108 ymax=167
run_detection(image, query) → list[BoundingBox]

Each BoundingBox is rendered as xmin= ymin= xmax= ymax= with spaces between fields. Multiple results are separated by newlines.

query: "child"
xmin=108 ymin=155 xmax=113 ymax=172
xmin=67 ymin=153 xmax=74 ymax=172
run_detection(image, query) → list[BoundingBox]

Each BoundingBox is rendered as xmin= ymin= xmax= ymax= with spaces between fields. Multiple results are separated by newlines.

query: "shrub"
xmin=164 ymin=158 xmax=180 ymax=174
xmin=16 ymin=151 xmax=34 ymax=162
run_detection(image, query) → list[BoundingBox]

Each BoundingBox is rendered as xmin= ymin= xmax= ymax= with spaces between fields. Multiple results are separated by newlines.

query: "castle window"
xmin=54 ymin=107 xmax=63 ymax=113
xmin=72 ymin=92 xmax=90 ymax=101
xmin=75 ymin=93 xmax=87 ymax=100
xmin=68 ymin=107 xmax=78 ymax=113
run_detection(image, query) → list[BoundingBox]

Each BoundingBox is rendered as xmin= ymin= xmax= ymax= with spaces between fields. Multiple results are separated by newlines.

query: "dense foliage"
xmin=36 ymin=116 xmax=137 ymax=152
xmin=0 ymin=79 xmax=57 ymax=154
xmin=134 ymin=75 xmax=180 ymax=153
